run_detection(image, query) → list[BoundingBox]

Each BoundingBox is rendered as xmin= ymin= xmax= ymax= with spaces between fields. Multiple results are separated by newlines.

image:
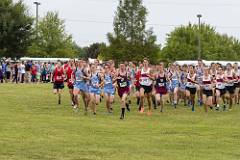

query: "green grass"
xmin=0 ymin=84 xmax=240 ymax=160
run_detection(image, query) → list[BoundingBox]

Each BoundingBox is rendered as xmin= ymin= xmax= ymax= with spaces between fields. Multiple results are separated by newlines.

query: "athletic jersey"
xmin=186 ymin=73 xmax=196 ymax=88
xmin=104 ymin=74 xmax=114 ymax=89
xmin=233 ymin=69 xmax=239 ymax=84
xmin=67 ymin=66 xmax=73 ymax=85
xmin=216 ymin=74 xmax=225 ymax=89
xmin=134 ymin=70 xmax=141 ymax=87
xmin=117 ymin=72 xmax=129 ymax=88
xmin=170 ymin=71 xmax=180 ymax=86
xmin=155 ymin=73 xmax=167 ymax=88
xmin=139 ymin=68 xmax=152 ymax=86
xmin=202 ymin=75 xmax=212 ymax=90
xmin=180 ymin=71 xmax=188 ymax=85
xmin=53 ymin=67 xmax=64 ymax=84
xmin=225 ymin=70 xmax=234 ymax=86
xmin=90 ymin=72 xmax=101 ymax=88
xmin=75 ymin=67 xmax=85 ymax=82
xmin=196 ymin=67 xmax=203 ymax=84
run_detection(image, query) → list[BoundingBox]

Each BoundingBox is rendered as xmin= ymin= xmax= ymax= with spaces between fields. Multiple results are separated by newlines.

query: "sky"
xmin=20 ymin=0 xmax=240 ymax=47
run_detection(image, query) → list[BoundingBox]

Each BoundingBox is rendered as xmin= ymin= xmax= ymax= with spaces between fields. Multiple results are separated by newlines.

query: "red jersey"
xmin=63 ymin=63 xmax=68 ymax=70
xmin=67 ymin=66 xmax=73 ymax=86
xmin=134 ymin=70 xmax=141 ymax=87
xmin=31 ymin=66 xmax=37 ymax=75
xmin=53 ymin=67 xmax=64 ymax=84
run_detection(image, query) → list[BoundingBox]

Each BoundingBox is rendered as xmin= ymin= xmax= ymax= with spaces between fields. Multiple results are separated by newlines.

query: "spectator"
xmin=31 ymin=63 xmax=37 ymax=82
xmin=5 ymin=60 xmax=11 ymax=83
xmin=20 ymin=61 xmax=26 ymax=83
xmin=0 ymin=65 xmax=3 ymax=83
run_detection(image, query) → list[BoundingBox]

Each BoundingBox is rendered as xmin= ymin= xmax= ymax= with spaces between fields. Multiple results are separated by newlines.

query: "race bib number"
xmin=204 ymin=84 xmax=211 ymax=90
xmin=105 ymin=79 xmax=111 ymax=84
xmin=57 ymin=76 xmax=62 ymax=80
xmin=158 ymin=83 xmax=164 ymax=87
xmin=140 ymin=77 xmax=149 ymax=85
xmin=120 ymin=82 xmax=127 ymax=87
xmin=217 ymin=83 xmax=224 ymax=89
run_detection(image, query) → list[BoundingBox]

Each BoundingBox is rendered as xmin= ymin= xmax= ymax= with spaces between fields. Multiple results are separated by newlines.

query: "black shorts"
xmin=225 ymin=86 xmax=235 ymax=94
xmin=186 ymin=87 xmax=196 ymax=95
xmin=216 ymin=88 xmax=226 ymax=96
xmin=68 ymin=85 xmax=74 ymax=89
xmin=140 ymin=85 xmax=152 ymax=94
xmin=234 ymin=83 xmax=240 ymax=88
xmin=53 ymin=83 xmax=64 ymax=89
xmin=135 ymin=86 xmax=140 ymax=91
xmin=202 ymin=89 xmax=213 ymax=97
xmin=5 ymin=71 xmax=11 ymax=79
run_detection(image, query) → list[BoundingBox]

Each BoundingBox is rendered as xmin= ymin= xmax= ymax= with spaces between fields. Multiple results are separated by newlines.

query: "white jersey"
xmin=216 ymin=74 xmax=225 ymax=89
xmin=139 ymin=68 xmax=152 ymax=86
xmin=186 ymin=73 xmax=196 ymax=88
xmin=202 ymin=75 xmax=212 ymax=90
xmin=225 ymin=70 xmax=234 ymax=87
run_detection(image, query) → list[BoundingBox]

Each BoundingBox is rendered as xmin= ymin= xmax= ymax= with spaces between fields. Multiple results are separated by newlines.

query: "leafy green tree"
xmin=101 ymin=0 xmax=160 ymax=64
xmin=162 ymin=23 xmax=240 ymax=61
xmin=73 ymin=42 xmax=87 ymax=58
xmin=84 ymin=43 xmax=106 ymax=59
xmin=27 ymin=12 xmax=77 ymax=58
xmin=0 ymin=0 xmax=33 ymax=58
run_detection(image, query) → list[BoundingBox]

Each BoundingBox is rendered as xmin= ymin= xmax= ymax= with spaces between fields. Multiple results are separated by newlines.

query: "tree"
xmin=27 ymin=11 xmax=77 ymax=58
xmin=101 ymin=0 xmax=160 ymax=64
xmin=162 ymin=23 xmax=240 ymax=61
xmin=0 ymin=0 xmax=33 ymax=58
xmin=83 ymin=43 xmax=106 ymax=59
xmin=73 ymin=42 xmax=87 ymax=58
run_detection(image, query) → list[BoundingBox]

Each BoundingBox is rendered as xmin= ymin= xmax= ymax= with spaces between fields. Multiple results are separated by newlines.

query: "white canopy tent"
xmin=20 ymin=57 xmax=98 ymax=64
xmin=174 ymin=60 xmax=240 ymax=66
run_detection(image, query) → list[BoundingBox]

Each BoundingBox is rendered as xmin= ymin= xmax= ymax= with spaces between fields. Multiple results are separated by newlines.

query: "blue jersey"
xmin=90 ymin=73 xmax=100 ymax=87
xmin=74 ymin=68 xmax=88 ymax=92
xmin=171 ymin=71 xmax=180 ymax=86
xmin=89 ymin=73 xmax=101 ymax=95
xmin=103 ymin=74 xmax=115 ymax=95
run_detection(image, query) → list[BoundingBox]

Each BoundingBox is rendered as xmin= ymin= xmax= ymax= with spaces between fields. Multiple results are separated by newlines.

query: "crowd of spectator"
xmin=0 ymin=59 xmax=56 ymax=84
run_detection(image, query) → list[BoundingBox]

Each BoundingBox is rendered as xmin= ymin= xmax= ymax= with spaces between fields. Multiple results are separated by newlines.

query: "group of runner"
xmin=52 ymin=58 xmax=240 ymax=119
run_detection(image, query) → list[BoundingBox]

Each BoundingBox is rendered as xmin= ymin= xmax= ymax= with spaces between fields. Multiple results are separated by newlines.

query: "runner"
xmin=202 ymin=67 xmax=214 ymax=112
xmin=72 ymin=59 xmax=90 ymax=112
xmin=215 ymin=66 xmax=226 ymax=110
xmin=225 ymin=63 xmax=236 ymax=110
xmin=233 ymin=63 xmax=240 ymax=105
xmin=53 ymin=61 xmax=65 ymax=105
xmin=65 ymin=59 xmax=75 ymax=106
xmin=139 ymin=58 xmax=154 ymax=115
xmin=154 ymin=62 xmax=168 ymax=112
xmin=196 ymin=59 xmax=204 ymax=106
xmin=89 ymin=63 xmax=103 ymax=115
xmin=169 ymin=64 xmax=180 ymax=108
xmin=103 ymin=64 xmax=116 ymax=113
xmin=179 ymin=64 xmax=188 ymax=106
xmin=116 ymin=63 xmax=131 ymax=119
xmin=134 ymin=64 xmax=142 ymax=110
xmin=186 ymin=65 xmax=197 ymax=112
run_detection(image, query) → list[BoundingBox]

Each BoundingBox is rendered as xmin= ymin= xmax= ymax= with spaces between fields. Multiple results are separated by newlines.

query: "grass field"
xmin=0 ymin=84 xmax=240 ymax=160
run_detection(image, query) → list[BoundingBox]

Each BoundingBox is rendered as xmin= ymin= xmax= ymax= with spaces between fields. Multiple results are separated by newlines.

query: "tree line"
xmin=1 ymin=0 xmax=240 ymax=62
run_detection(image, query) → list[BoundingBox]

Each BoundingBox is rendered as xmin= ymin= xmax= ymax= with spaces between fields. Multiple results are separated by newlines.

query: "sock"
xmin=152 ymin=97 xmax=156 ymax=107
xmin=121 ymin=108 xmax=125 ymax=117
xmin=137 ymin=97 xmax=140 ymax=105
